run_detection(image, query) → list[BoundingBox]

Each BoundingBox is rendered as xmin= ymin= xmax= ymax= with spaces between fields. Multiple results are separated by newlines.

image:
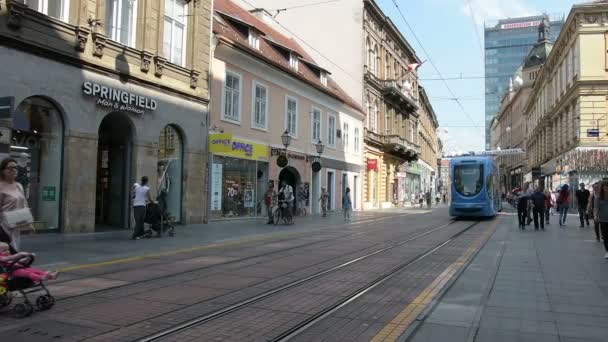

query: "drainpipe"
xmin=203 ymin=0 xmax=216 ymax=224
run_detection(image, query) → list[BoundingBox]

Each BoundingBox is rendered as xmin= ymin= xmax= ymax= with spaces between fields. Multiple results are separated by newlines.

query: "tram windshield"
xmin=454 ymin=164 xmax=484 ymax=197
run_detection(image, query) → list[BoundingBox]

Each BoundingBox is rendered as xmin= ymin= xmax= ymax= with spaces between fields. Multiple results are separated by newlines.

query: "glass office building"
xmin=485 ymin=15 xmax=564 ymax=149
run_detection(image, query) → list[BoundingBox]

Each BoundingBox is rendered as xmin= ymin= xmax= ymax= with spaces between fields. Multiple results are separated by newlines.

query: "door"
xmin=96 ymin=113 xmax=133 ymax=230
xmin=354 ymin=175 xmax=358 ymax=210
xmin=312 ymin=171 xmax=321 ymax=215
xmin=327 ymin=171 xmax=335 ymax=211
xmin=342 ymin=173 xmax=348 ymax=209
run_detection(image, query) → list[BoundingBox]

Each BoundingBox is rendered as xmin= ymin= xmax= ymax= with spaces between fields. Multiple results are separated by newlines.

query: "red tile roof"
xmin=213 ymin=0 xmax=364 ymax=114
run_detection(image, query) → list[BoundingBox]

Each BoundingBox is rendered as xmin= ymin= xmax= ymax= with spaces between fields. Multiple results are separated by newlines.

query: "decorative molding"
xmin=154 ymin=56 xmax=167 ymax=77
xmin=190 ymin=69 xmax=201 ymax=89
xmin=92 ymin=32 xmax=107 ymax=58
xmin=75 ymin=26 xmax=90 ymax=52
xmin=140 ymin=51 xmax=153 ymax=73
xmin=7 ymin=1 xmax=27 ymax=29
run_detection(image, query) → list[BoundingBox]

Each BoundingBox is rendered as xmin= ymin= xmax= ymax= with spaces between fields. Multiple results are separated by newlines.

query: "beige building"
xmin=208 ymin=0 xmax=365 ymax=219
xmin=241 ymin=0 xmax=439 ymax=209
xmin=525 ymin=1 xmax=608 ymax=191
xmin=0 ymin=0 xmax=212 ymax=232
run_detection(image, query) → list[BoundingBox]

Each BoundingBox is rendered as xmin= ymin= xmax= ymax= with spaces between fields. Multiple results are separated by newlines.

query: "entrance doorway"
xmin=353 ymin=175 xmax=358 ymax=210
xmin=327 ymin=170 xmax=335 ymax=210
xmin=279 ymin=166 xmax=301 ymax=209
xmin=96 ymin=113 xmax=133 ymax=230
xmin=312 ymin=171 xmax=321 ymax=215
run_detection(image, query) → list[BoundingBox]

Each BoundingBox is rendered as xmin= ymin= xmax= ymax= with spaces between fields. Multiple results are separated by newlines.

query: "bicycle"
xmin=274 ymin=201 xmax=294 ymax=225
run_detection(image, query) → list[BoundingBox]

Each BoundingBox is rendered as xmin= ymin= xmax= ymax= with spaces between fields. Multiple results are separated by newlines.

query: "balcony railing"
xmin=380 ymin=76 xmax=419 ymax=113
xmin=383 ymin=134 xmax=421 ymax=161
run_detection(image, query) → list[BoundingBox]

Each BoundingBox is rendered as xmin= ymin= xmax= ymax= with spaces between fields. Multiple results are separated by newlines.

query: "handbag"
xmin=3 ymin=207 xmax=34 ymax=230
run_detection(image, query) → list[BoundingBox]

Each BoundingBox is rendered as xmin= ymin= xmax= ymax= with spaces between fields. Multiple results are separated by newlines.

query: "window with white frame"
xmin=354 ymin=127 xmax=360 ymax=153
xmin=223 ymin=71 xmax=241 ymax=122
xmin=106 ymin=0 xmax=137 ymax=46
xmin=289 ymin=53 xmax=299 ymax=70
xmin=286 ymin=97 xmax=298 ymax=136
xmin=320 ymin=72 xmax=328 ymax=86
xmin=164 ymin=0 xmax=187 ymax=66
xmin=24 ymin=0 xmax=70 ymax=22
xmin=253 ymin=81 xmax=268 ymax=129
xmin=312 ymin=108 xmax=321 ymax=143
xmin=248 ymin=30 xmax=260 ymax=50
xmin=343 ymin=122 xmax=349 ymax=150
xmin=328 ymin=115 xmax=336 ymax=147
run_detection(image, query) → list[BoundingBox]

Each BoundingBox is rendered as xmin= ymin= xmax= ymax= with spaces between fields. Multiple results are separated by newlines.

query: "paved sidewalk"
xmin=406 ymin=210 xmax=608 ymax=342
xmin=21 ymin=207 xmax=433 ymax=269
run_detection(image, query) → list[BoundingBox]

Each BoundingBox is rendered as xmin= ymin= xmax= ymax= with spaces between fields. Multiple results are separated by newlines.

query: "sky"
xmin=375 ymin=0 xmax=580 ymax=154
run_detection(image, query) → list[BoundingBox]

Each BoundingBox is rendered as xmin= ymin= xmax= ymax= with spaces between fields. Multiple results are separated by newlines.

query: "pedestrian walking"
xmin=557 ymin=184 xmax=571 ymax=227
xmin=264 ymin=182 xmax=277 ymax=224
xmin=297 ymin=184 xmax=307 ymax=216
xmin=531 ymin=187 xmax=546 ymax=231
xmin=0 ymin=158 xmax=33 ymax=252
xmin=319 ymin=188 xmax=329 ymax=217
xmin=544 ymin=188 xmax=553 ymax=224
xmin=132 ymin=176 xmax=153 ymax=240
xmin=588 ymin=182 xmax=601 ymax=241
xmin=425 ymin=190 xmax=432 ymax=209
xmin=575 ymin=183 xmax=591 ymax=228
xmin=517 ymin=193 xmax=529 ymax=230
xmin=418 ymin=191 xmax=424 ymax=208
xmin=525 ymin=186 xmax=533 ymax=226
xmin=342 ymin=187 xmax=352 ymax=222
xmin=592 ymin=181 xmax=608 ymax=259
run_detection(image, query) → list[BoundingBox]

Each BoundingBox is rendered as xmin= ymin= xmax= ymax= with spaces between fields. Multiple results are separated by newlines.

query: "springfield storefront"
xmin=0 ymin=50 xmax=208 ymax=233
xmin=209 ymin=134 xmax=269 ymax=219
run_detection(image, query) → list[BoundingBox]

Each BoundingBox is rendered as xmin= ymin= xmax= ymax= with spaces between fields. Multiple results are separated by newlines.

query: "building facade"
xmin=525 ymin=1 xmax=608 ymax=194
xmin=208 ymin=0 xmax=365 ymax=219
xmin=485 ymin=15 xmax=564 ymax=149
xmin=240 ymin=0 xmax=439 ymax=210
xmin=0 ymin=0 xmax=211 ymax=233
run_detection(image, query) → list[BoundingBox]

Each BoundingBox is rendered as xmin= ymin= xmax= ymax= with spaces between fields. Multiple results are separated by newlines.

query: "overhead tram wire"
xmin=389 ymin=0 xmax=481 ymax=128
xmin=269 ymin=0 xmax=342 ymax=17
xmin=465 ymin=0 xmax=485 ymax=59
xmin=240 ymin=0 xmax=362 ymax=86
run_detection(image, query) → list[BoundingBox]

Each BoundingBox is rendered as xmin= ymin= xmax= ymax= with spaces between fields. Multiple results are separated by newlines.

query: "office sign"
xmin=501 ymin=21 xmax=542 ymax=29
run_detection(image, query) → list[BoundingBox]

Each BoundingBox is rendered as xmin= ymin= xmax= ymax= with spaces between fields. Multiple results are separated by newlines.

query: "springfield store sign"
xmin=83 ymin=81 xmax=157 ymax=115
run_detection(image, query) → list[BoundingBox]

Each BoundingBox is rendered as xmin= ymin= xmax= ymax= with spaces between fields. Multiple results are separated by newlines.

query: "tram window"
xmin=454 ymin=164 xmax=484 ymax=197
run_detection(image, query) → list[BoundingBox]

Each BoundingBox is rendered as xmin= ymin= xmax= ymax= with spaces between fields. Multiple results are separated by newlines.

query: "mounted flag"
xmin=407 ymin=60 xmax=426 ymax=72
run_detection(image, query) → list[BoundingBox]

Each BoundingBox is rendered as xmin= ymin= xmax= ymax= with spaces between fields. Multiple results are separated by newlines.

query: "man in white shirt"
xmin=280 ymin=181 xmax=294 ymax=213
xmin=132 ymin=176 xmax=153 ymax=240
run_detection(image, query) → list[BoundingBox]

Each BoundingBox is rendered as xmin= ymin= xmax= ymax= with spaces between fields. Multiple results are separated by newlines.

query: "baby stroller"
xmin=0 ymin=254 xmax=55 ymax=318
xmin=144 ymin=190 xmax=175 ymax=238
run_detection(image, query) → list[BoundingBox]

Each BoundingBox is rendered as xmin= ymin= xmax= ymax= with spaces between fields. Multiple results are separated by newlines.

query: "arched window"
xmin=373 ymin=45 xmax=379 ymax=75
xmin=385 ymin=54 xmax=391 ymax=79
xmin=366 ymin=37 xmax=371 ymax=71
xmin=372 ymin=100 xmax=379 ymax=133
xmin=13 ymin=96 xmax=64 ymax=231
xmin=158 ymin=125 xmax=184 ymax=223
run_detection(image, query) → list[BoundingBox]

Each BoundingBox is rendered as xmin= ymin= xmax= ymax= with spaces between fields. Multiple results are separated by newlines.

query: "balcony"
xmin=383 ymin=134 xmax=420 ymax=161
xmin=380 ymin=78 xmax=419 ymax=114
xmin=364 ymin=128 xmax=384 ymax=148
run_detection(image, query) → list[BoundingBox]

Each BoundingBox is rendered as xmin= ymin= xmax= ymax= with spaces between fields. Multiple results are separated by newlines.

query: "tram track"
xmin=50 ymin=212 xmax=423 ymax=303
xmin=132 ymin=219 xmax=476 ymax=342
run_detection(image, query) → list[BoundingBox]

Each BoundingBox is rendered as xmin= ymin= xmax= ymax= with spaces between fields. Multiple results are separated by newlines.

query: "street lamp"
xmin=281 ymin=130 xmax=292 ymax=150
xmin=315 ymin=141 xmax=325 ymax=155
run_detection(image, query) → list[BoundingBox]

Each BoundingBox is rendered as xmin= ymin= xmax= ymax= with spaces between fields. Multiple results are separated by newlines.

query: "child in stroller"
xmin=0 ymin=242 xmax=57 ymax=317
xmin=143 ymin=189 xmax=175 ymax=238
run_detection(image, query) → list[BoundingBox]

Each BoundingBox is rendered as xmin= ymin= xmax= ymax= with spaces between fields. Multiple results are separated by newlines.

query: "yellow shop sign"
xmin=209 ymin=134 xmax=269 ymax=161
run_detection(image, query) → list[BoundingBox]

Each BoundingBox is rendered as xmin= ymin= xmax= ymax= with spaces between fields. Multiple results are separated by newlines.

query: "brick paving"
xmin=0 ymin=207 xmax=486 ymax=342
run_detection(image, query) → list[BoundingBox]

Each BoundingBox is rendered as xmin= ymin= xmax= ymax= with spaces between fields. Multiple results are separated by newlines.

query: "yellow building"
xmin=0 ymin=0 xmax=212 ymax=232
xmin=525 ymin=1 xmax=608 ymax=190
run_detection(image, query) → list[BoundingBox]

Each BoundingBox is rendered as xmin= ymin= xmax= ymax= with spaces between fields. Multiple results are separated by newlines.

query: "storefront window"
xmin=211 ymin=155 xmax=260 ymax=218
xmin=157 ymin=125 xmax=183 ymax=223
xmin=13 ymin=97 xmax=63 ymax=231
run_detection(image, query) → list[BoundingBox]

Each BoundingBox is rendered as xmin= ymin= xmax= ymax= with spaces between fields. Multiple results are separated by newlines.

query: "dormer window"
xmin=289 ymin=53 xmax=299 ymax=70
xmin=248 ymin=30 xmax=260 ymax=50
xmin=320 ymin=72 xmax=328 ymax=86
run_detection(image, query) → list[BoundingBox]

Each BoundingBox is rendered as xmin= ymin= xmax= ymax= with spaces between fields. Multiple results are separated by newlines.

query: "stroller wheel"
xmin=36 ymin=295 xmax=55 ymax=311
xmin=0 ymin=293 xmax=12 ymax=307
xmin=12 ymin=303 xmax=34 ymax=318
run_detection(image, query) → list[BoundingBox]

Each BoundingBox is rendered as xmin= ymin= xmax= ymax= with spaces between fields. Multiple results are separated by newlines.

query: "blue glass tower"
xmin=484 ymin=15 xmax=564 ymax=150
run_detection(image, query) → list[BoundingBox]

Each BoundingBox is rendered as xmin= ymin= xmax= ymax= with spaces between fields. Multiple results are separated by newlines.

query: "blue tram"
xmin=449 ymin=156 xmax=501 ymax=218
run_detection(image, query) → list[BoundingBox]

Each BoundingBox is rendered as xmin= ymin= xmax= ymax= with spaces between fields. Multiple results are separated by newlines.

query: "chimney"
xmin=249 ymin=8 xmax=275 ymax=26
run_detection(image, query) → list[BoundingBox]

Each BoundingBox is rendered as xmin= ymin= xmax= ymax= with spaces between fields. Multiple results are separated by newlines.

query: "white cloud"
xmin=461 ymin=0 xmax=537 ymax=26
